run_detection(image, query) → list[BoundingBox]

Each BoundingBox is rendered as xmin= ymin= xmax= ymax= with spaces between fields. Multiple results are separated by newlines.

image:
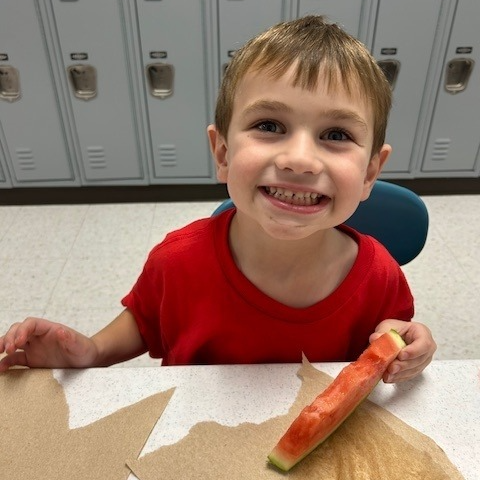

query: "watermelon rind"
xmin=388 ymin=328 xmax=407 ymax=349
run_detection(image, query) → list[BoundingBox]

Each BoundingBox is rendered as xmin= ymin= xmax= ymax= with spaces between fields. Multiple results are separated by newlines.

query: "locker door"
xmin=49 ymin=0 xmax=147 ymax=184
xmin=372 ymin=0 xmax=445 ymax=175
xmin=0 ymin=136 xmax=12 ymax=188
xmin=135 ymin=0 xmax=213 ymax=181
xmin=297 ymin=0 xmax=371 ymax=41
xmin=0 ymin=169 xmax=9 ymax=188
xmin=421 ymin=0 xmax=480 ymax=175
xmin=0 ymin=156 xmax=5 ymax=185
xmin=218 ymin=0 xmax=289 ymax=77
xmin=0 ymin=2 xmax=78 ymax=185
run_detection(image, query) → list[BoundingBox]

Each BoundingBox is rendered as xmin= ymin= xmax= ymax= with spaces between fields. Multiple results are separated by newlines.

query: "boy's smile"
xmin=259 ymin=185 xmax=331 ymax=214
xmin=209 ymin=64 xmax=390 ymax=242
xmin=262 ymin=186 xmax=325 ymax=207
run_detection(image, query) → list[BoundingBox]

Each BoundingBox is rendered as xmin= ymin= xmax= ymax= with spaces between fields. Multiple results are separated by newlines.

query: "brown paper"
xmin=0 ymin=369 xmax=174 ymax=480
xmin=127 ymin=359 xmax=465 ymax=480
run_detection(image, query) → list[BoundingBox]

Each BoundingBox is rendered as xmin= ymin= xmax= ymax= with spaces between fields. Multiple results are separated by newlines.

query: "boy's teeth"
xmin=265 ymin=186 xmax=321 ymax=205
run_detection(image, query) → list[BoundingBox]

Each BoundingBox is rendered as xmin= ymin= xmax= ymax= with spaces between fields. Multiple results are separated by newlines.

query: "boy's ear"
xmin=361 ymin=144 xmax=392 ymax=200
xmin=207 ymin=124 xmax=228 ymax=183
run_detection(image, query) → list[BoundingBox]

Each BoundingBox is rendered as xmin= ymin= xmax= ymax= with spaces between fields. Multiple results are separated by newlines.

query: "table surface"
xmin=52 ymin=359 xmax=480 ymax=480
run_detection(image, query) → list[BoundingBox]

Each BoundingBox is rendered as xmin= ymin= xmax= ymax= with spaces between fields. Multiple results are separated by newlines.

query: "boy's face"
xmin=208 ymin=65 xmax=391 ymax=241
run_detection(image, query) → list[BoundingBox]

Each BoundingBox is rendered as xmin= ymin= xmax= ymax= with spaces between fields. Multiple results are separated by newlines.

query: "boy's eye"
xmin=256 ymin=121 xmax=283 ymax=133
xmin=323 ymin=129 xmax=350 ymax=141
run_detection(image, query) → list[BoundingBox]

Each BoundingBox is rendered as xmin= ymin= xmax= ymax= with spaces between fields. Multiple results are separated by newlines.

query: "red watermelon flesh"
xmin=268 ymin=329 xmax=406 ymax=471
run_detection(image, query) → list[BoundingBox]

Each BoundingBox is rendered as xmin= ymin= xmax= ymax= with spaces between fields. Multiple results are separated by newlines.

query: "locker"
xmin=372 ymin=0 xmax=448 ymax=175
xmin=0 ymin=136 xmax=12 ymax=188
xmin=296 ymin=0 xmax=374 ymax=43
xmin=421 ymin=0 xmax=480 ymax=175
xmin=0 ymin=168 xmax=8 ymax=188
xmin=0 ymin=2 xmax=78 ymax=186
xmin=218 ymin=0 xmax=290 ymax=77
xmin=134 ymin=0 xmax=215 ymax=181
xmin=0 ymin=160 xmax=5 ymax=186
xmin=47 ymin=0 xmax=148 ymax=184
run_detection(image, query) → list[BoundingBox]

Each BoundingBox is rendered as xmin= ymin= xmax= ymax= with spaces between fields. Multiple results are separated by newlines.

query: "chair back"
xmin=211 ymin=180 xmax=429 ymax=266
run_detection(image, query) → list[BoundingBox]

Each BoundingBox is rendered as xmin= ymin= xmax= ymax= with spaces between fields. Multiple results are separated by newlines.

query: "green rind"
xmin=388 ymin=328 xmax=407 ymax=349
xmin=267 ymin=452 xmax=289 ymax=471
xmin=267 ymin=329 xmax=405 ymax=471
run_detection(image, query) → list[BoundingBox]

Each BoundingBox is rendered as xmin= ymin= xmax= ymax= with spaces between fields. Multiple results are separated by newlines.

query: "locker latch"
xmin=146 ymin=63 xmax=174 ymax=99
xmin=377 ymin=60 xmax=400 ymax=90
xmin=0 ymin=65 xmax=21 ymax=102
xmin=444 ymin=58 xmax=475 ymax=94
xmin=67 ymin=64 xmax=97 ymax=100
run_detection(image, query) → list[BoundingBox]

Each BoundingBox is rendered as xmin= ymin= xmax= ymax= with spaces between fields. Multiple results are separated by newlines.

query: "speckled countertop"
xmin=53 ymin=360 xmax=480 ymax=480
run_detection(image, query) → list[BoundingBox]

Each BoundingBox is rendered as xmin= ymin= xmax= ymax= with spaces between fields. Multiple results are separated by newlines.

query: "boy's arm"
xmin=0 ymin=309 xmax=147 ymax=371
xmin=91 ymin=308 xmax=148 ymax=366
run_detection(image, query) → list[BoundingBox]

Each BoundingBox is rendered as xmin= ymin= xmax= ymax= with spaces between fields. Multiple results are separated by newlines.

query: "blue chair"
xmin=212 ymin=180 xmax=429 ymax=266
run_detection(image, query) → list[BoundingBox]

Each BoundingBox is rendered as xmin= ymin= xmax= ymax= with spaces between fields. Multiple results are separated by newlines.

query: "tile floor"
xmin=0 ymin=195 xmax=479 ymax=366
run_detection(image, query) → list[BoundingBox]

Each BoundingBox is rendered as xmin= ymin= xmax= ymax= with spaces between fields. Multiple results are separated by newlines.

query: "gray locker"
xmin=47 ymin=0 xmax=148 ymax=184
xmin=0 ymin=137 xmax=12 ymax=188
xmin=0 ymin=168 xmax=9 ymax=188
xmin=218 ymin=0 xmax=290 ymax=77
xmin=134 ymin=0 xmax=215 ymax=182
xmin=296 ymin=0 xmax=374 ymax=44
xmin=0 ymin=2 xmax=79 ymax=186
xmin=421 ymin=0 xmax=480 ymax=175
xmin=372 ymin=0 xmax=448 ymax=176
xmin=0 ymin=156 xmax=5 ymax=186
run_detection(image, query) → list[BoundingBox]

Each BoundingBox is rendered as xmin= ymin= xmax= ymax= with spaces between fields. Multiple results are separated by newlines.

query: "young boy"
xmin=0 ymin=16 xmax=435 ymax=382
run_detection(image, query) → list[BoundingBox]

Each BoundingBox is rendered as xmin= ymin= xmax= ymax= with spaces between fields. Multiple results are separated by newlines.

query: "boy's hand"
xmin=0 ymin=317 xmax=99 ymax=372
xmin=370 ymin=319 xmax=437 ymax=383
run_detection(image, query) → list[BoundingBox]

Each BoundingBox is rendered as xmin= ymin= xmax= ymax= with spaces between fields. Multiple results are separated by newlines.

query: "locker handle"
xmin=0 ymin=65 xmax=21 ymax=102
xmin=377 ymin=60 xmax=400 ymax=90
xmin=67 ymin=64 xmax=97 ymax=100
xmin=444 ymin=58 xmax=474 ymax=94
xmin=146 ymin=63 xmax=174 ymax=99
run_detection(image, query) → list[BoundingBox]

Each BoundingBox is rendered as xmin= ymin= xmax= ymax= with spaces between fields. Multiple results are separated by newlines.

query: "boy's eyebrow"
xmin=242 ymin=100 xmax=293 ymax=116
xmin=326 ymin=109 xmax=369 ymax=133
xmin=241 ymin=100 xmax=369 ymax=132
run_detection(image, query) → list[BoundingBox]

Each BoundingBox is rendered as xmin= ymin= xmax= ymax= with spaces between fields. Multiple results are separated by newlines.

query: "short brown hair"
xmin=215 ymin=15 xmax=392 ymax=155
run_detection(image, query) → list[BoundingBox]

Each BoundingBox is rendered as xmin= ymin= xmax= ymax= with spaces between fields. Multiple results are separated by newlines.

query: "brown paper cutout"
xmin=127 ymin=359 xmax=465 ymax=480
xmin=0 ymin=369 xmax=174 ymax=480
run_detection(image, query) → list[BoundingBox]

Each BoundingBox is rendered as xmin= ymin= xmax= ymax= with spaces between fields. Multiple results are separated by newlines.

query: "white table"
xmin=53 ymin=360 xmax=480 ymax=480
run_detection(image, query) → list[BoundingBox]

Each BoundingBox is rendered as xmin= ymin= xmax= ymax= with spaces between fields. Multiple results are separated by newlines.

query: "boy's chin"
xmin=259 ymin=218 xmax=328 ymax=242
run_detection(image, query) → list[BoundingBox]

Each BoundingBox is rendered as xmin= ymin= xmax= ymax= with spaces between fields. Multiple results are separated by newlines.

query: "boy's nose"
xmin=274 ymin=133 xmax=323 ymax=175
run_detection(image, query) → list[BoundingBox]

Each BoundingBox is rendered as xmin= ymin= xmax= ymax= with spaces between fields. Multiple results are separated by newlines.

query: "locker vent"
xmin=16 ymin=148 xmax=35 ymax=170
xmin=431 ymin=138 xmax=451 ymax=162
xmin=158 ymin=144 xmax=177 ymax=167
xmin=87 ymin=146 xmax=107 ymax=169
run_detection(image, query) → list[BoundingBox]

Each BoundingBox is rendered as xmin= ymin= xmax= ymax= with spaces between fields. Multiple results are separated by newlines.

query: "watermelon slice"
xmin=268 ymin=329 xmax=406 ymax=471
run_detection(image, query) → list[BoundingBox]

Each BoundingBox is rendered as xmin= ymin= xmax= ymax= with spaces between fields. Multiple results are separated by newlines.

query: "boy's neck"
xmin=230 ymin=213 xmax=326 ymax=265
xmin=228 ymin=213 xmax=358 ymax=307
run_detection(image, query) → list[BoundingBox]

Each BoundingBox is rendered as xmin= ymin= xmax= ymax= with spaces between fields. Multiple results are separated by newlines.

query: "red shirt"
xmin=122 ymin=209 xmax=413 ymax=366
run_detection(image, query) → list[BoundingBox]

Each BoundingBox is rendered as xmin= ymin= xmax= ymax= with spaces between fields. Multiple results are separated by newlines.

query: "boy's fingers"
xmin=368 ymin=332 xmax=382 ymax=343
xmin=16 ymin=317 xmax=49 ymax=341
xmin=2 ymin=320 xmax=36 ymax=352
xmin=369 ymin=320 xmax=410 ymax=343
xmin=0 ymin=351 xmax=28 ymax=373
xmin=398 ymin=336 xmax=436 ymax=366
xmin=384 ymin=352 xmax=433 ymax=383
xmin=2 ymin=323 xmax=22 ymax=353
xmin=385 ymin=365 xmax=423 ymax=383
xmin=4 ymin=318 xmax=56 ymax=352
